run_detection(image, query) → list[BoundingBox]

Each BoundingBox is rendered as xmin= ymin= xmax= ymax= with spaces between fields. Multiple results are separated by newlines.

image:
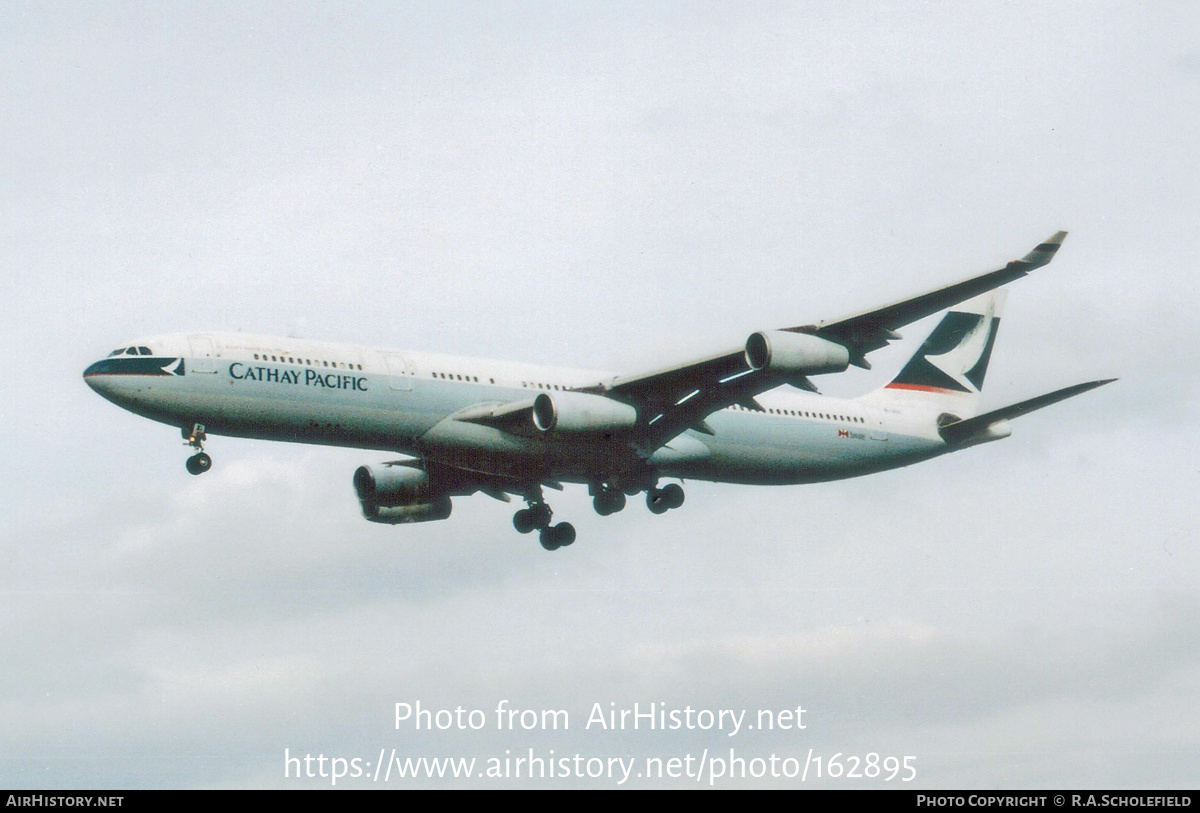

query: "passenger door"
xmin=384 ymin=352 xmax=413 ymax=391
xmin=189 ymin=335 xmax=218 ymax=374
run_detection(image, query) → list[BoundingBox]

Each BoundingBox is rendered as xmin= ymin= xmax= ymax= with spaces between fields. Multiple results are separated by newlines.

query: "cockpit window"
xmin=124 ymin=347 xmax=139 ymax=356
xmin=137 ymin=346 xmax=152 ymax=355
xmin=108 ymin=348 xmax=126 ymax=357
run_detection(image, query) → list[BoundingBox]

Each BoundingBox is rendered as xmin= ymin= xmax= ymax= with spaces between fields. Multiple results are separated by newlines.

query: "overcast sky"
xmin=2 ymin=0 xmax=1198 ymax=788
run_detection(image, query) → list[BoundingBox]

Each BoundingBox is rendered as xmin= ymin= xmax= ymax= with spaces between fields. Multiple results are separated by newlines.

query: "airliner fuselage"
xmin=84 ymin=331 xmax=940 ymax=488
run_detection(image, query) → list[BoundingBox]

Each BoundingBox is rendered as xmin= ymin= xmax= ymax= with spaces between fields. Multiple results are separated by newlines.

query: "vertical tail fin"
xmin=863 ymin=291 xmax=1005 ymax=419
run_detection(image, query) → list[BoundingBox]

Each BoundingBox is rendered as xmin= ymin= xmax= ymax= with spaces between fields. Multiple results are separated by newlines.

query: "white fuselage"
xmin=84 ymin=332 xmax=948 ymax=489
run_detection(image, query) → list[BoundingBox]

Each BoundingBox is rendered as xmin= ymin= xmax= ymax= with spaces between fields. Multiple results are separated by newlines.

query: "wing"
xmin=579 ymin=231 xmax=1068 ymax=451
xmin=798 ymin=230 xmax=1067 ymax=367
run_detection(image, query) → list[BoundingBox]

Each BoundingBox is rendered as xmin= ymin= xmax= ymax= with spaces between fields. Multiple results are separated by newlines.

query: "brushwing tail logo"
xmin=888 ymin=300 xmax=1000 ymax=394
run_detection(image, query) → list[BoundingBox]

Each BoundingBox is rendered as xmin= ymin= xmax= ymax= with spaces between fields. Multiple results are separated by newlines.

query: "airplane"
xmin=83 ymin=231 xmax=1113 ymax=551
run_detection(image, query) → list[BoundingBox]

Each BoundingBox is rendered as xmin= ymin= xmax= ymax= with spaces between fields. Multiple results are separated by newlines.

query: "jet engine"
xmin=531 ymin=391 xmax=638 ymax=435
xmin=353 ymin=463 xmax=452 ymax=524
xmin=744 ymin=330 xmax=851 ymax=376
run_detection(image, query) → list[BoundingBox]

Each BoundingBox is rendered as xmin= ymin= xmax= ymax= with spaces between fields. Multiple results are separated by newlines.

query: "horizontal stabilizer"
xmin=939 ymin=378 xmax=1116 ymax=445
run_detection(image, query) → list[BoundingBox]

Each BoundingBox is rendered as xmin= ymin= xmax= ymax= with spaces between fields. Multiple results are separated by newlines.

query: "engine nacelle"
xmin=354 ymin=463 xmax=431 ymax=505
xmin=744 ymin=330 xmax=850 ymax=376
xmin=353 ymin=463 xmax=452 ymax=524
xmin=361 ymin=497 xmax=452 ymax=525
xmin=532 ymin=391 xmax=638 ymax=435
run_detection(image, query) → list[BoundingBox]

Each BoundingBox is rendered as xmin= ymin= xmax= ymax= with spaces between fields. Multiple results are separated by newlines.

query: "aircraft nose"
xmin=83 ymin=359 xmax=111 ymax=394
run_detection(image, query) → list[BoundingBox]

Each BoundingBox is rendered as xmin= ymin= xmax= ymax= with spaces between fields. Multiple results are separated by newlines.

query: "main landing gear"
xmin=513 ymin=480 xmax=686 ymax=552
xmin=591 ymin=486 xmax=626 ymax=516
xmin=182 ymin=423 xmax=212 ymax=475
xmin=512 ymin=496 xmax=576 ymax=551
xmin=645 ymin=483 xmax=685 ymax=514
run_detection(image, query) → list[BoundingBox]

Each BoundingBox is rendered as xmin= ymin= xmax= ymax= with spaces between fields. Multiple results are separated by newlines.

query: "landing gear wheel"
xmin=514 ymin=503 xmax=553 ymax=534
xmin=539 ymin=522 xmax=576 ymax=550
xmin=513 ymin=508 xmax=537 ymax=534
xmin=593 ymin=490 xmax=627 ymax=516
xmin=647 ymin=484 xmax=684 ymax=513
xmin=185 ymin=452 xmax=212 ymax=476
xmin=661 ymin=483 xmax=685 ymax=510
xmin=554 ymin=522 xmax=576 ymax=547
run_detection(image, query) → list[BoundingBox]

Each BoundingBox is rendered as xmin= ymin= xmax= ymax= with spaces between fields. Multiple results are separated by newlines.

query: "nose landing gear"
xmin=182 ymin=423 xmax=212 ymax=475
xmin=185 ymin=452 xmax=212 ymax=475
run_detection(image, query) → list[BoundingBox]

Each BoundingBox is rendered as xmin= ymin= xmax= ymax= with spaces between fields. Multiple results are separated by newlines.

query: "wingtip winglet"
xmin=1018 ymin=230 xmax=1069 ymax=268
